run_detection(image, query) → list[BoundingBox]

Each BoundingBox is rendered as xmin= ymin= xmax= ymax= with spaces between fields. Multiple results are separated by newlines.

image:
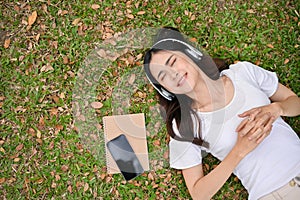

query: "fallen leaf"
xmin=267 ymin=44 xmax=274 ymax=48
xmin=67 ymin=185 xmax=72 ymax=193
xmin=127 ymin=14 xmax=134 ymax=19
xmin=190 ymin=14 xmax=196 ymax=20
xmin=51 ymin=181 xmax=57 ymax=188
xmin=72 ymin=18 xmax=81 ymax=26
xmin=284 ymin=58 xmax=289 ymax=64
xmin=55 ymin=174 xmax=60 ymax=181
xmin=16 ymin=144 xmax=24 ymax=151
xmin=28 ymin=11 xmax=37 ymax=26
xmin=97 ymin=49 xmax=106 ymax=57
xmin=128 ymin=74 xmax=136 ymax=85
xmin=247 ymin=9 xmax=255 ymax=14
xmin=4 ymin=38 xmax=10 ymax=49
xmin=50 ymin=107 xmax=58 ymax=116
xmin=91 ymin=4 xmax=100 ymax=10
xmin=0 ymin=177 xmax=6 ymax=184
xmin=61 ymin=165 xmax=69 ymax=172
xmin=52 ymin=95 xmax=60 ymax=104
xmin=35 ymin=33 xmax=40 ymax=42
xmin=36 ymin=129 xmax=42 ymax=139
xmin=137 ymin=11 xmax=145 ymax=15
xmin=0 ymin=147 xmax=5 ymax=153
xmin=36 ymin=178 xmax=44 ymax=184
xmin=41 ymin=63 xmax=54 ymax=72
xmin=63 ymin=56 xmax=69 ymax=64
xmin=48 ymin=141 xmax=54 ymax=150
xmin=91 ymin=102 xmax=103 ymax=109
xmin=84 ymin=182 xmax=89 ymax=192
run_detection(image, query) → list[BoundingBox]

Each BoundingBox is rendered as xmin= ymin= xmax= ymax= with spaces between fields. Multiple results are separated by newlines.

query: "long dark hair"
xmin=144 ymin=28 xmax=228 ymax=148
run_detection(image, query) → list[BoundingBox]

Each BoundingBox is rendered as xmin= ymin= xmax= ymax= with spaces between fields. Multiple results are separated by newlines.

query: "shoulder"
xmin=224 ymin=61 xmax=276 ymax=80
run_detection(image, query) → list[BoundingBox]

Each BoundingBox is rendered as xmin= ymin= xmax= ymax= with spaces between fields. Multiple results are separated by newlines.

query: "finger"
xmin=248 ymin=127 xmax=262 ymax=141
xmin=238 ymin=121 xmax=256 ymax=136
xmin=256 ymin=125 xmax=272 ymax=144
xmin=238 ymin=108 xmax=262 ymax=118
xmin=252 ymin=112 xmax=271 ymax=128
xmin=236 ymin=118 xmax=249 ymax=132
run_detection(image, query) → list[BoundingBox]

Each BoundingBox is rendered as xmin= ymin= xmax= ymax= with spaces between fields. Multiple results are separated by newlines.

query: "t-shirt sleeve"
xmin=169 ymin=139 xmax=203 ymax=169
xmin=237 ymin=62 xmax=279 ymax=97
xmin=169 ymin=120 xmax=203 ymax=169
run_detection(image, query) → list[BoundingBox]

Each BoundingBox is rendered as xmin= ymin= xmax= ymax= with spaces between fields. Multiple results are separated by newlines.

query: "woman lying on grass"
xmin=143 ymin=27 xmax=300 ymax=200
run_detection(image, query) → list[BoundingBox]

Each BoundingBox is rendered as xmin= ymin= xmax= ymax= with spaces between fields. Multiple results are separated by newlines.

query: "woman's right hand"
xmin=234 ymin=112 xmax=273 ymax=157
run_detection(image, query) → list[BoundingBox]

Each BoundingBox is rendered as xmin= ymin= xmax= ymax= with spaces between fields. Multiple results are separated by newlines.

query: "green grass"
xmin=1 ymin=0 xmax=299 ymax=199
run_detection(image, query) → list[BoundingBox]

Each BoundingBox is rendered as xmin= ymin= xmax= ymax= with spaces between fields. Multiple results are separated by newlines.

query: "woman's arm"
xmin=236 ymin=83 xmax=300 ymax=140
xmin=182 ymin=118 xmax=272 ymax=200
xmin=269 ymin=83 xmax=300 ymax=117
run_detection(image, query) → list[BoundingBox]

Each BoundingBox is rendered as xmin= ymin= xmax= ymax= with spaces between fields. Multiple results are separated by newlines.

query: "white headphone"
xmin=151 ymin=38 xmax=203 ymax=61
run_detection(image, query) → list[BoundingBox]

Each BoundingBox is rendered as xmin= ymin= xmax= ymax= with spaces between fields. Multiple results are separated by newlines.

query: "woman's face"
xmin=149 ymin=50 xmax=201 ymax=95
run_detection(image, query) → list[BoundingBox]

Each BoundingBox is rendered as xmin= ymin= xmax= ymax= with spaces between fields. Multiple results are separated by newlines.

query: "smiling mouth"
xmin=177 ymin=73 xmax=187 ymax=87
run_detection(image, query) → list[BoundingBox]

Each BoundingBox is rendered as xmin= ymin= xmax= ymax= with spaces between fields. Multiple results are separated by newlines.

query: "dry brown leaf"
xmin=50 ymin=107 xmax=58 ymax=116
xmin=267 ymin=44 xmax=274 ymax=48
xmin=190 ymin=14 xmax=196 ymax=21
xmin=61 ymin=165 xmax=69 ymax=172
xmin=72 ymin=18 xmax=81 ymax=26
xmin=97 ymin=49 xmax=106 ymax=57
xmin=137 ymin=11 xmax=145 ymax=15
xmin=55 ymin=174 xmax=60 ymax=181
xmin=16 ymin=144 xmax=24 ymax=151
xmin=52 ymin=95 xmax=60 ymax=103
xmin=0 ymin=147 xmax=5 ymax=153
xmin=4 ymin=38 xmax=10 ymax=49
xmin=127 ymin=14 xmax=134 ymax=19
xmin=247 ymin=9 xmax=255 ymax=14
xmin=41 ymin=63 xmax=54 ymax=72
xmin=51 ymin=181 xmax=57 ymax=188
xmin=63 ymin=56 xmax=69 ymax=64
xmin=153 ymin=140 xmax=160 ymax=146
xmin=0 ymin=177 xmax=5 ymax=184
xmin=36 ymin=129 xmax=42 ymax=139
xmin=284 ymin=58 xmax=289 ymax=64
xmin=35 ymin=33 xmax=40 ymax=42
xmin=28 ymin=11 xmax=37 ymax=26
xmin=148 ymin=173 xmax=154 ymax=180
xmin=91 ymin=102 xmax=103 ymax=109
xmin=83 ymin=182 xmax=89 ymax=192
xmin=128 ymin=74 xmax=136 ymax=85
xmin=91 ymin=4 xmax=100 ymax=10
xmin=48 ymin=141 xmax=54 ymax=150
xmin=36 ymin=178 xmax=44 ymax=184
xmin=67 ymin=185 xmax=72 ymax=193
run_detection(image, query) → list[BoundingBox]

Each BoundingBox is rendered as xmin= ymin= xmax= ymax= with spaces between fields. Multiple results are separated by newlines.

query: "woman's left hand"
xmin=236 ymin=103 xmax=281 ymax=142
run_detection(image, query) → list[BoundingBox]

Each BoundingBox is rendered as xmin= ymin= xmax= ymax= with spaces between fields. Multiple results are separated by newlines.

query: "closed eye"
xmin=158 ymin=71 xmax=166 ymax=81
xmin=171 ymin=57 xmax=176 ymax=67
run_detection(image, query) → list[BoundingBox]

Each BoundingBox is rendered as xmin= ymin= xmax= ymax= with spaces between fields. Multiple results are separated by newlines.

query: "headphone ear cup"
xmin=161 ymin=88 xmax=174 ymax=101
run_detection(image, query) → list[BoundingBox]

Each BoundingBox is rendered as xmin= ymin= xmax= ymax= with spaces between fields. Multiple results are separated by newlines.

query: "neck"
xmin=189 ymin=76 xmax=230 ymax=112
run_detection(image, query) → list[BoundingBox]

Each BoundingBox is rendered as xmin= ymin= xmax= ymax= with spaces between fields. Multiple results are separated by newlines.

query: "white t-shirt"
xmin=169 ymin=61 xmax=300 ymax=200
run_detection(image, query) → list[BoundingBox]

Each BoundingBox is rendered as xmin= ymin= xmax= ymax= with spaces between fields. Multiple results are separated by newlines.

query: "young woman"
xmin=143 ymin=27 xmax=300 ymax=200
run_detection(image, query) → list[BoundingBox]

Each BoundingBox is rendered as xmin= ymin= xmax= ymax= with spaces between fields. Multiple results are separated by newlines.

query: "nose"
xmin=171 ymin=71 xmax=179 ymax=80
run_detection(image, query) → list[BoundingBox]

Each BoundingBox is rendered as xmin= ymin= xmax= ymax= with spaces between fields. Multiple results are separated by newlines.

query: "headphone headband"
xmin=151 ymin=38 xmax=203 ymax=60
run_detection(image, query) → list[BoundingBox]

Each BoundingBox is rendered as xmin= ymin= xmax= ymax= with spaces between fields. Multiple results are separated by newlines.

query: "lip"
xmin=177 ymin=73 xmax=187 ymax=87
